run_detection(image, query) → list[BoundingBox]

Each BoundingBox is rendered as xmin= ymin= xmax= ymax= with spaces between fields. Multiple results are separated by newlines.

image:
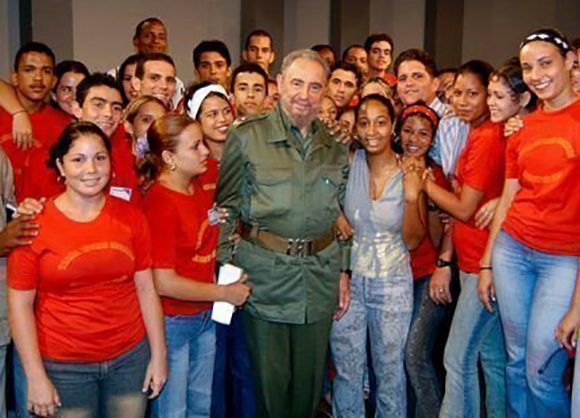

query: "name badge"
xmin=208 ymin=207 xmax=220 ymax=226
xmin=110 ymin=187 xmax=132 ymax=202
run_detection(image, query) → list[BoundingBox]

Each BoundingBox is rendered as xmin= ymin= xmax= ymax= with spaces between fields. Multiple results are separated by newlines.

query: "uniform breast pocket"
xmin=318 ymin=165 xmax=345 ymax=216
xmin=252 ymin=166 xmax=293 ymax=218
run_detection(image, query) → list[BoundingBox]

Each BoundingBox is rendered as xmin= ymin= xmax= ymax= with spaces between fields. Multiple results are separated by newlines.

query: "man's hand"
xmin=0 ymin=215 xmax=39 ymax=255
xmin=323 ymin=117 xmax=351 ymax=144
xmin=12 ymin=111 xmax=34 ymax=151
xmin=333 ymin=272 xmax=351 ymax=320
xmin=335 ymin=213 xmax=354 ymax=241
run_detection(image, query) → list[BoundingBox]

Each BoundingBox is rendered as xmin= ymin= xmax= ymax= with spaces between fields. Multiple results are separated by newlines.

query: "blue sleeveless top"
xmin=344 ymin=149 xmax=411 ymax=279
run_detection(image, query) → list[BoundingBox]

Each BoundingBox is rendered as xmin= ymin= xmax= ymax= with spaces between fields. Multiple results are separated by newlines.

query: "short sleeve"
xmin=8 ymin=246 xmax=40 ymax=290
xmin=505 ymin=133 xmax=521 ymax=179
xmin=461 ymin=129 xmax=503 ymax=192
xmin=142 ymin=198 xmax=178 ymax=269
xmin=130 ymin=208 xmax=152 ymax=271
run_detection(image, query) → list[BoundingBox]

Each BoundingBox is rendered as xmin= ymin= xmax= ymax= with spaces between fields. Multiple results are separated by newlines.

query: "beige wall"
xmin=370 ymin=0 xmax=426 ymax=56
xmin=2 ymin=0 xmax=580 ymax=80
xmin=71 ymin=0 xmax=241 ymax=86
xmin=462 ymin=0 xmax=580 ymax=66
xmin=283 ymin=0 xmax=331 ymax=56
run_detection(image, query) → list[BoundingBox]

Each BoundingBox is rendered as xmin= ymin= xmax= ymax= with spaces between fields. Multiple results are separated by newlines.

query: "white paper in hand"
xmin=212 ymin=263 xmax=243 ymax=325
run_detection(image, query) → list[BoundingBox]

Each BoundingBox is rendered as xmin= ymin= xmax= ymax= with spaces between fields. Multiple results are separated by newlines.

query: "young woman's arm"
xmin=429 ymin=223 xmax=454 ymax=305
xmin=477 ymin=178 xmax=520 ymax=312
xmin=152 ymin=268 xmax=250 ymax=306
xmin=424 ymin=180 xmax=484 ymax=223
xmin=8 ymin=288 xmax=60 ymax=417
xmin=133 ymin=269 xmax=167 ymax=399
xmin=402 ymin=161 xmax=427 ymax=250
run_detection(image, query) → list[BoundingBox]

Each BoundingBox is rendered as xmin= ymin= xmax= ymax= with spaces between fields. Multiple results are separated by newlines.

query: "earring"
xmin=169 ymin=163 xmax=177 ymax=171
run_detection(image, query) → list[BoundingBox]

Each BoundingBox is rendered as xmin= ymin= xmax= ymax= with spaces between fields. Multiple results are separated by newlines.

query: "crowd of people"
xmin=0 ymin=15 xmax=578 ymax=418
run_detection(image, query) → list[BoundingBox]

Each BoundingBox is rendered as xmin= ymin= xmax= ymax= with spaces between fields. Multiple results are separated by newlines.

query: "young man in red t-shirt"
xmin=364 ymin=33 xmax=397 ymax=87
xmin=23 ymin=73 xmax=141 ymax=203
xmin=0 ymin=42 xmax=70 ymax=201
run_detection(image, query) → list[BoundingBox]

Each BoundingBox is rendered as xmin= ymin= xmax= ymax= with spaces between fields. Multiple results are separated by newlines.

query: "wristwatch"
xmin=436 ymin=258 xmax=452 ymax=268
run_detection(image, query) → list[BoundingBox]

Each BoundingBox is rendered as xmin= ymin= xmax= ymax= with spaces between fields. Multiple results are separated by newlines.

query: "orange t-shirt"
xmin=0 ymin=106 xmax=70 ymax=201
xmin=8 ymin=196 xmax=151 ymax=362
xmin=502 ymin=100 xmax=580 ymax=256
xmin=141 ymin=179 xmax=218 ymax=316
xmin=410 ymin=165 xmax=449 ymax=279
xmin=452 ymin=120 xmax=505 ymax=273
xmin=20 ymin=125 xmax=141 ymax=204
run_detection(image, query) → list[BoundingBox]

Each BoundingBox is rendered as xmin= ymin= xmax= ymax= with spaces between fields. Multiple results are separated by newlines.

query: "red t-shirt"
xmin=451 ymin=120 xmax=505 ymax=273
xmin=503 ymin=100 xmax=580 ymax=256
xmin=383 ymin=72 xmax=397 ymax=87
xmin=0 ymin=106 xmax=70 ymax=201
xmin=109 ymin=125 xmax=141 ymax=203
xmin=141 ymin=179 xmax=218 ymax=316
xmin=410 ymin=165 xmax=449 ymax=279
xmin=20 ymin=125 xmax=141 ymax=204
xmin=8 ymin=196 xmax=151 ymax=362
xmin=195 ymin=156 xmax=219 ymax=201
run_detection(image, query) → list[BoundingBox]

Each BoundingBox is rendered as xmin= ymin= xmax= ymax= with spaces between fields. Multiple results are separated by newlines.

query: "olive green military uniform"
xmin=216 ymin=104 xmax=349 ymax=418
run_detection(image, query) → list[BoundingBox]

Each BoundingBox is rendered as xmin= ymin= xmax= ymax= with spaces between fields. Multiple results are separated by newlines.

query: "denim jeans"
xmin=151 ymin=311 xmax=216 ymax=418
xmin=211 ymin=311 xmax=256 ymax=418
xmin=493 ymin=230 xmax=578 ymax=418
xmin=573 ymin=339 xmax=580 ymax=418
xmin=13 ymin=347 xmax=31 ymax=418
xmin=41 ymin=339 xmax=149 ymax=418
xmin=0 ymin=344 xmax=6 ymax=418
xmin=331 ymin=273 xmax=413 ymax=418
xmin=439 ymin=271 xmax=506 ymax=418
xmin=405 ymin=275 xmax=449 ymax=418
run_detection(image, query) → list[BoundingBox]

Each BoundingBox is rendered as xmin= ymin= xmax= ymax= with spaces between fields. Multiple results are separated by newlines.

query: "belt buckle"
xmin=286 ymin=238 xmax=313 ymax=257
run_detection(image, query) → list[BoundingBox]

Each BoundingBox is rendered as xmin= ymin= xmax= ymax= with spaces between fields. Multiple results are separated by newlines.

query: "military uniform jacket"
xmin=216 ymin=105 xmax=350 ymax=324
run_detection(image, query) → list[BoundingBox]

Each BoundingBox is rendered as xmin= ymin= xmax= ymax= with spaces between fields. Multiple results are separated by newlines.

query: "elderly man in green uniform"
xmin=216 ymin=49 xmax=351 ymax=418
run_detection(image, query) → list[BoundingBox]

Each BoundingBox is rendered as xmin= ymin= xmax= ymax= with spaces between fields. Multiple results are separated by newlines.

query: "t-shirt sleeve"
xmin=142 ymin=198 xmax=178 ymax=269
xmin=131 ymin=208 xmax=152 ymax=271
xmin=7 ymin=246 xmax=40 ymax=290
xmin=461 ymin=129 xmax=503 ymax=192
xmin=505 ymin=133 xmax=521 ymax=179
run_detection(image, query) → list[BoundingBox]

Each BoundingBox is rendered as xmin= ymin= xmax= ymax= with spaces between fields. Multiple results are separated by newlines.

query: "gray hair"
xmin=280 ymin=49 xmax=330 ymax=78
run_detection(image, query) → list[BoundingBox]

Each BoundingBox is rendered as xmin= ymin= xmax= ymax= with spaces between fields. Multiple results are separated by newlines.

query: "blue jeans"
xmin=573 ymin=338 xmax=580 ymax=418
xmin=151 ymin=311 xmax=216 ymax=418
xmin=41 ymin=339 xmax=148 ymax=418
xmin=439 ymin=271 xmax=506 ymax=418
xmin=493 ymin=230 xmax=578 ymax=418
xmin=211 ymin=311 xmax=256 ymax=418
xmin=405 ymin=275 xmax=449 ymax=418
xmin=331 ymin=273 xmax=413 ymax=418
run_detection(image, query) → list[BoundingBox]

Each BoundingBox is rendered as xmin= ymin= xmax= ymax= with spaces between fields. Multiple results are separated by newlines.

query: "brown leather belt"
xmin=241 ymin=223 xmax=335 ymax=257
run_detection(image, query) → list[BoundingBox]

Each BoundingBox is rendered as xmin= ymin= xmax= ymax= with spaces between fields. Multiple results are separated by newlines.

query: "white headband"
xmin=187 ymin=84 xmax=229 ymax=119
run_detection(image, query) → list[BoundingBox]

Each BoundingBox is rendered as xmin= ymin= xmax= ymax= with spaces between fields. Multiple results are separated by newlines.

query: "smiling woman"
xmin=8 ymin=121 xmax=167 ymax=418
xmin=185 ymin=82 xmax=234 ymax=162
xmin=139 ymin=115 xmax=250 ymax=418
xmin=331 ymin=94 xmax=425 ymax=418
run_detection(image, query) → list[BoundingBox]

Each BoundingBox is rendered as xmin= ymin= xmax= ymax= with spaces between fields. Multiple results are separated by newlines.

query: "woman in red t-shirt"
xmin=396 ymin=102 xmax=453 ymax=417
xmin=139 ymin=115 xmax=250 ymax=418
xmin=421 ymin=60 xmax=507 ymax=417
xmin=480 ymin=28 xmax=580 ymax=417
xmin=8 ymin=121 xmax=166 ymax=418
